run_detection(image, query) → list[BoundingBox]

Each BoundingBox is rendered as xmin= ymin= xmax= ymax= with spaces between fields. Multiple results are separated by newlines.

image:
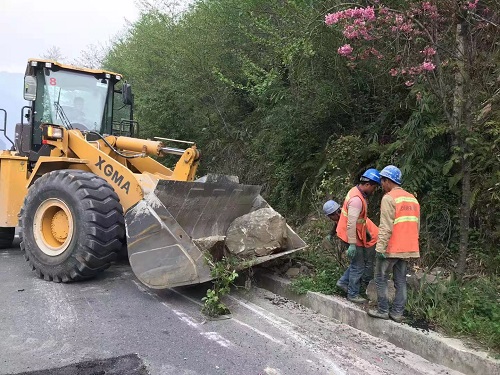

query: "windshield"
xmin=41 ymin=70 xmax=109 ymax=131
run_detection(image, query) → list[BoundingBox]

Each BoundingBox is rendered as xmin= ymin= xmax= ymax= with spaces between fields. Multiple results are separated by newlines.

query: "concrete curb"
xmin=255 ymin=272 xmax=500 ymax=375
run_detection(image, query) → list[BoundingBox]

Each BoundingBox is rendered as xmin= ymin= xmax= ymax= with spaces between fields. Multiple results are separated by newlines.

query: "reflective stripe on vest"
xmin=336 ymin=187 xmax=368 ymax=246
xmin=394 ymin=196 xmax=419 ymax=204
xmin=394 ymin=216 xmax=419 ymax=224
xmin=386 ymin=189 xmax=420 ymax=255
xmin=340 ymin=208 xmax=366 ymax=224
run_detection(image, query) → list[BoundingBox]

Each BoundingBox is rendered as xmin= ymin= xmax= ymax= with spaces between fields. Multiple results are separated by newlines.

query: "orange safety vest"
xmin=336 ymin=187 xmax=369 ymax=247
xmin=365 ymin=218 xmax=379 ymax=248
xmin=386 ymin=188 xmax=420 ymax=255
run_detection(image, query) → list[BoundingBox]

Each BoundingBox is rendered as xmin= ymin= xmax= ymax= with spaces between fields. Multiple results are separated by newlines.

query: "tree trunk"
xmin=452 ymin=21 xmax=470 ymax=279
xmin=457 ymin=156 xmax=471 ymax=278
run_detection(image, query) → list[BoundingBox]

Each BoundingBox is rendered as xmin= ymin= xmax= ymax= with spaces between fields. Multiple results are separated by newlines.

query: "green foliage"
xmin=202 ymin=255 xmax=239 ymax=317
xmin=290 ymin=217 xmax=345 ymax=295
xmin=407 ymin=277 xmax=500 ymax=352
xmin=291 ymin=268 xmax=343 ymax=295
xmin=318 ymin=134 xmax=380 ymax=206
xmin=103 ymin=0 xmax=356 ymax=216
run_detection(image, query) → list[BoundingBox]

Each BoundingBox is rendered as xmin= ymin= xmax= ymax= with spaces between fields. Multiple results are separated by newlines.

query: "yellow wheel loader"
xmin=0 ymin=59 xmax=306 ymax=289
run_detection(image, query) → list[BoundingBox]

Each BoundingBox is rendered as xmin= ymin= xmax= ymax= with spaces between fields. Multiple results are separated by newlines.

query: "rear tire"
xmin=0 ymin=227 xmax=15 ymax=249
xmin=20 ymin=170 xmax=125 ymax=282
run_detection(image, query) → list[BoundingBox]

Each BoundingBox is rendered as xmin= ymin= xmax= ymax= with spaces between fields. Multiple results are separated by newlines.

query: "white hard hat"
xmin=323 ymin=200 xmax=340 ymax=216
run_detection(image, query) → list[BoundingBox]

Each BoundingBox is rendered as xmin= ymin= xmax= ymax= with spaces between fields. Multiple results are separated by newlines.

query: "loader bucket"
xmin=125 ymin=177 xmax=307 ymax=289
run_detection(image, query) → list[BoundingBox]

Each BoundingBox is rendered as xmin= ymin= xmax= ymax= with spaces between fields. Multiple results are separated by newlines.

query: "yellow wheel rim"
xmin=33 ymin=198 xmax=74 ymax=256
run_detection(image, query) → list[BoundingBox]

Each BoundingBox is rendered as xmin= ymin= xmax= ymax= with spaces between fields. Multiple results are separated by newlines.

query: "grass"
xmin=290 ymin=215 xmax=500 ymax=355
xmin=407 ymin=277 xmax=500 ymax=352
xmin=289 ymin=217 xmax=345 ymax=295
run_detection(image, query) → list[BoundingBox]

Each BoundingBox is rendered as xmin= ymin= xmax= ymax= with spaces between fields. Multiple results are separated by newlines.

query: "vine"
xmin=202 ymin=255 xmax=239 ymax=317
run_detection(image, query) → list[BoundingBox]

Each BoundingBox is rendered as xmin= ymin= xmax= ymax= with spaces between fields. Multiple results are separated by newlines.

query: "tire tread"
xmin=19 ymin=170 xmax=125 ymax=282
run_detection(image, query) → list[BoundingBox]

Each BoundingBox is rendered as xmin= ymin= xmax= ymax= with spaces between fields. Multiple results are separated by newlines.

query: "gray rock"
xmin=299 ymin=265 xmax=311 ymax=276
xmin=193 ymin=236 xmax=226 ymax=261
xmin=406 ymin=273 xmax=421 ymax=291
xmin=193 ymin=236 xmax=226 ymax=252
xmin=422 ymin=273 xmax=438 ymax=284
xmin=225 ymin=208 xmax=287 ymax=258
xmin=407 ymin=268 xmax=450 ymax=291
xmin=195 ymin=174 xmax=240 ymax=184
xmin=430 ymin=266 xmax=446 ymax=277
xmin=285 ymin=267 xmax=301 ymax=278
xmin=278 ymin=259 xmax=293 ymax=274
xmin=366 ymin=279 xmax=396 ymax=303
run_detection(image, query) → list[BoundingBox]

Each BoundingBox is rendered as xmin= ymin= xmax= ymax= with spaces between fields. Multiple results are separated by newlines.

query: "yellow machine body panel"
xmin=0 ymin=153 xmax=29 ymax=227
xmin=27 ymin=58 xmax=122 ymax=78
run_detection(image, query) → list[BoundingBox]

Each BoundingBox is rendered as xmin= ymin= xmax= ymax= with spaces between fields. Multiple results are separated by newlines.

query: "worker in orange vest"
xmin=336 ymin=168 xmax=380 ymax=304
xmin=368 ymin=165 xmax=420 ymax=322
xmin=323 ymin=199 xmax=342 ymax=237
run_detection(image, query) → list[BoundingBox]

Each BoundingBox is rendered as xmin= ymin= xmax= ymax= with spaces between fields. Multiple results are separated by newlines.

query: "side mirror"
xmin=24 ymin=76 xmax=37 ymax=101
xmin=122 ymin=82 xmax=133 ymax=105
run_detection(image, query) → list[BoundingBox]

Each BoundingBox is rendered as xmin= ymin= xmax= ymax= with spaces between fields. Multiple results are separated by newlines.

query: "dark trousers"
xmin=338 ymin=244 xmax=375 ymax=298
xmin=374 ymin=258 xmax=407 ymax=315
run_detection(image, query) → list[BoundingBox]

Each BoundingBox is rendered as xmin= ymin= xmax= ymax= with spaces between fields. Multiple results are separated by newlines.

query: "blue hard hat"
xmin=323 ymin=200 xmax=341 ymax=216
xmin=380 ymin=165 xmax=402 ymax=185
xmin=360 ymin=168 xmax=381 ymax=185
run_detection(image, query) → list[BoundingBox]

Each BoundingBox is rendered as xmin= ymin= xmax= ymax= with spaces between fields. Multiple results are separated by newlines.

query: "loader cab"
xmin=18 ymin=59 xmax=136 ymax=160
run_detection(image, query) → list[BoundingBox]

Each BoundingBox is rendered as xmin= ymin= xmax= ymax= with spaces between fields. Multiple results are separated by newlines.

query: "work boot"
xmin=389 ymin=312 xmax=403 ymax=323
xmin=347 ymin=295 xmax=367 ymax=304
xmin=368 ymin=309 xmax=389 ymax=320
xmin=336 ymin=281 xmax=348 ymax=293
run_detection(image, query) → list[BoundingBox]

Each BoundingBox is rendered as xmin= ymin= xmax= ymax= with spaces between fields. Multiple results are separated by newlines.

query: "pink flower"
xmin=420 ymin=46 xmax=436 ymax=57
xmin=421 ymin=61 xmax=436 ymax=71
xmin=390 ymin=68 xmax=398 ymax=76
xmin=343 ymin=25 xmax=360 ymax=39
xmin=409 ymin=66 xmax=423 ymax=75
xmin=405 ymin=81 xmax=415 ymax=87
xmin=421 ymin=1 xmax=439 ymax=19
xmin=338 ymin=44 xmax=353 ymax=56
xmin=363 ymin=6 xmax=376 ymax=21
xmin=399 ymin=23 xmax=414 ymax=33
xmin=422 ymin=2 xmax=437 ymax=12
xmin=466 ymin=0 xmax=479 ymax=10
xmin=325 ymin=6 xmax=376 ymax=26
xmin=369 ymin=48 xmax=383 ymax=59
xmin=325 ymin=13 xmax=340 ymax=25
xmin=325 ymin=12 xmax=346 ymax=25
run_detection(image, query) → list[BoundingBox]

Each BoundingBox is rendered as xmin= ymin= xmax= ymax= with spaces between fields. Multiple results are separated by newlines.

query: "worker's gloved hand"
xmin=376 ymin=251 xmax=386 ymax=260
xmin=366 ymin=229 xmax=372 ymax=242
xmin=347 ymin=244 xmax=357 ymax=258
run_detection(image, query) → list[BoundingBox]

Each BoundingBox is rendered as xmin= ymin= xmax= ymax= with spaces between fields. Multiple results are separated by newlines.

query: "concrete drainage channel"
xmin=6 ymin=354 xmax=149 ymax=375
xmin=254 ymin=271 xmax=500 ymax=375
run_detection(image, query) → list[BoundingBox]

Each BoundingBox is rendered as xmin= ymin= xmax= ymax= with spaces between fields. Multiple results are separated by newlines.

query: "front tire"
xmin=20 ymin=170 xmax=125 ymax=282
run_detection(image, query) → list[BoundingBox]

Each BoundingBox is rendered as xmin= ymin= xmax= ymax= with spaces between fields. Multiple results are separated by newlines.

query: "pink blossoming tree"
xmin=325 ymin=0 xmax=499 ymax=278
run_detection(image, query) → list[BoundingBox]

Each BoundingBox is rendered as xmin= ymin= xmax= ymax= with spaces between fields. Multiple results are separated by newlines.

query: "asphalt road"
xmin=0 ymin=242 xmax=463 ymax=375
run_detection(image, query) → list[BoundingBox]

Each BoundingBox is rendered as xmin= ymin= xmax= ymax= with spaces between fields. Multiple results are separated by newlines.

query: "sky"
xmin=0 ymin=0 xmax=141 ymax=73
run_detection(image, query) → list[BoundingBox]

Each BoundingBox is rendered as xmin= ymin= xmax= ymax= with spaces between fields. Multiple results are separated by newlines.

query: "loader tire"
xmin=0 ymin=227 xmax=15 ymax=249
xmin=19 ymin=170 xmax=125 ymax=282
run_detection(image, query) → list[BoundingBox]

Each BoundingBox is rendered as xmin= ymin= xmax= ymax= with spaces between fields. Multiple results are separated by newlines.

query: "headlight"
xmin=43 ymin=125 xmax=64 ymax=140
